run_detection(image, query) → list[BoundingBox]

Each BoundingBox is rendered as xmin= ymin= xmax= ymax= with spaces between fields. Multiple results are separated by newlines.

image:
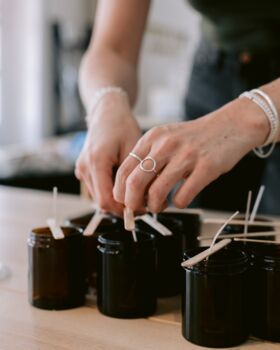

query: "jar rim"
xmin=98 ymin=230 xmax=155 ymax=246
xmin=67 ymin=212 xmax=118 ymax=230
xmin=30 ymin=226 xmax=82 ymax=239
xmin=183 ymin=246 xmax=249 ymax=272
xmin=253 ymin=244 xmax=280 ymax=262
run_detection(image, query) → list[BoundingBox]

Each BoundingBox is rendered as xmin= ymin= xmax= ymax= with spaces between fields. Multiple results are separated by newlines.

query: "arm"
xmin=113 ymin=78 xmax=280 ymax=212
xmin=79 ymin=0 xmax=151 ymax=109
xmin=76 ymin=0 xmax=151 ymax=215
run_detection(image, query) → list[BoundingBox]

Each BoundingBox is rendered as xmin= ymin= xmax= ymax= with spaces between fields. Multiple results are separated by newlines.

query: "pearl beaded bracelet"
xmin=239 ymin=89 xmax=279 ymax=158
xmin=85 ymin=86 xmax=128 ymax=126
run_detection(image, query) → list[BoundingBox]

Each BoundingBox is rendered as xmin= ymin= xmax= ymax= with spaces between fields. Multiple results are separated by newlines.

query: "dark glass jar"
xmin=250 ymin=244 xmax=280 ymax=341
xmin=66 ymin=212 xmax=120 ymax=230
xmin=161 ymin=211 xmax=201 ymax=252
xmin=28 ymin=226 xmax=85 ymax=310
xmin=66 ymin=212 xmax=121 ymax=291
xmin=136 ymin=214 xmax=183 ymax=297
xmin=182 ymin=246 xmax=250 ymax=348
xmin=97 ymin=231 xmax=157 ymax=318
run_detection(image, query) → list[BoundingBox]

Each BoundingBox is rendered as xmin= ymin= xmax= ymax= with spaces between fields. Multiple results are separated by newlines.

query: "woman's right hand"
xmin=75 ymin=93 xmax=142 ymax=216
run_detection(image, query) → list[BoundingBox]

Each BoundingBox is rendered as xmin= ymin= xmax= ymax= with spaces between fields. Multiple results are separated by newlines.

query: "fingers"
xmin=75 ymin=162 xmax=95 ymax=199
xmin=75 ymin=152 xmax=123 ymax=216
xmin=123 ymin=151 xmax=167 ymax=211
xmin=113 ymin=140 xmax=151 ymax=204
xmin=89 ymin=159 xmax=124 ymax=215
xmin=146 ymin=160 xmax=190 ymax=213
xmin=173 ymin=162 xmax=218 ymax=209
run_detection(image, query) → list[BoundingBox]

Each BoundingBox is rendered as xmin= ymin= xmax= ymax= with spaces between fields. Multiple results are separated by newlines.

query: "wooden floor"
xmin=0 ymin=186 xmax=279 ymax=350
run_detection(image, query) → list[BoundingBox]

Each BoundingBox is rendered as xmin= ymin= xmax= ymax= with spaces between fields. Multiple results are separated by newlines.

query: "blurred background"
xmin=0 ymin=0 xmax=200 ymax=194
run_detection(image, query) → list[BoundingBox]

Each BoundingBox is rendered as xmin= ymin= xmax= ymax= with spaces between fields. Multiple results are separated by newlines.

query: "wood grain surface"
xmin=0 ymin=186 xmax=279 ymax=350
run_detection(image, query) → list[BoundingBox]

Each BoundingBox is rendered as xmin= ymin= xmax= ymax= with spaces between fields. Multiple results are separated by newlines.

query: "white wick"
xmin=250 ymin=185 xmax=265 ymax=223
xmin=208 ymin=211 xmax=239 ymax=255
xmin=244 ymin=191 xmax=252 ymax=234
xmin=53 ymin=187 xmax=58 ymax=225
xmin=47 ymin=187 xmax=64 ymax=239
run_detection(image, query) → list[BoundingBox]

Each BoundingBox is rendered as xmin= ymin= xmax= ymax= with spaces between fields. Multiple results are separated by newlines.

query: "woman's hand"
xmin=75 ymin=94 xmax=142 ymax=215
xmin=113 ymin=98 xmax=269 ymax=212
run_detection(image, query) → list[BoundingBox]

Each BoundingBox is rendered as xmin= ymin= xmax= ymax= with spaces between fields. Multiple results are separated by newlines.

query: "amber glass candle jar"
xmin=182 ymin=246 xmax=250 ymax=348
xmin=67 ymin=213 xmax=120 ymax=291
xmin=28 ymin=226 xmax=85 ymax=310
xmin=97 ymin=231 xmax=157 ymax=318
xmin=136 ymin=214 xmax=183 ymax=297
xmin=250 ymin=244 xmax=280 ymax=341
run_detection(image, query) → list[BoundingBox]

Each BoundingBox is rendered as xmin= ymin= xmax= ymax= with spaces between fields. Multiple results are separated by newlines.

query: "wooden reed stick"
xmin=124 ymin=208 xmax=137 ymax=242
xmin=197 ymin=231 xmax=280 ymax=241
xmin=138 ymin=214 xmax=172 ymax=236
xmin=124 ymin=208 xmax=135 ymax=231
xmin=203 ymin=218 xmax=278 ymax=227
xmin=181 ymin=239 xmax=232 ymax=268
xmin=163 ymin=207 xmax=204 ymax=215
xmin=83 ymin=209 xmax=105 ymax=237
xmin=234 ymin=238 xmax=278 ymax=244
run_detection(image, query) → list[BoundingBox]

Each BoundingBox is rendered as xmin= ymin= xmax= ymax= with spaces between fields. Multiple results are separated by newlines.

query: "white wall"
xmin=0 ymin=0 xmax=200 ymax=146
xmin=1 ymin=0 xmax=45 ymax=146
xmin=0 ymin=0 xmax=96 ymax=146
xmin=136 ymin=0 xmax=201 ymax=117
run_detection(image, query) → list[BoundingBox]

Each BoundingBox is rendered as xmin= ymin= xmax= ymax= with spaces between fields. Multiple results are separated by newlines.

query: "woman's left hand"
xmin=113 ymin=99 xmax=269 ymax=212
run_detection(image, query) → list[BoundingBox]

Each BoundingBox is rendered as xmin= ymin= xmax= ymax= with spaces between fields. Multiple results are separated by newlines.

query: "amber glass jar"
xmin=28 ymin=226 xmax=85 ymax=310
xmin=97 ymin=231 xmax=157 ymax=318
xmin=67 ymin=212 xmax=121 ymax=291
xmin=182 ymin=246 xmax=250 ymax=348
xmin=250 ymin=244 xmax=280 ymax=341
xmin=136 ymin=214 xmax=183 ymax=297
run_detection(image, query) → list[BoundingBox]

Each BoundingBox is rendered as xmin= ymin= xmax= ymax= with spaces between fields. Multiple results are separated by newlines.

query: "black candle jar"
xmin=136 ymin=214 xmax=183 ymax=297
xmin=182 ymin=246 xmax=250 ymax=348
xmin=97 ymin=231 xmax=157 ymax=318
xmin=161 ymin=211 xmax=201 ymax=252
xmin=66 ymin=212 xmax=121 ymax=291
xmin=28 ymin=226 xmax=85 ymax=310
xmin=249 ymin=244 xmax=280 ymax=341
xmin=66 ymin=212 xmax=121 ymax=230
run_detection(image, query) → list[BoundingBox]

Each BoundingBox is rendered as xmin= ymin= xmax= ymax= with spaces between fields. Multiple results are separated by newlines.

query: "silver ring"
xmin=140 ymin=156 xmax=157 ymax=173
xmin=129 ymin=152 xmax=142 ymax=163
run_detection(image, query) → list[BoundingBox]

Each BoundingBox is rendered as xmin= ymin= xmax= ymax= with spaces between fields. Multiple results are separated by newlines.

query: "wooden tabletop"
xmin=0 ymin=186 xmax=279 ymax=350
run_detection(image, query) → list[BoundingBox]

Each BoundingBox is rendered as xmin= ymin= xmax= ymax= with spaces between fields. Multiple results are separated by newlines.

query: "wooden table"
xmin=0 ymin=186 xmax=279 ymax=350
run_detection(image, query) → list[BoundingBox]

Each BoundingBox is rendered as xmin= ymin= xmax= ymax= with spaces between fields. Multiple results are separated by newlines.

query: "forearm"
xmin=213 ymin=77 xmax=280 ymax=152
xmin=79 ymin=46 xmax=138 ymax=113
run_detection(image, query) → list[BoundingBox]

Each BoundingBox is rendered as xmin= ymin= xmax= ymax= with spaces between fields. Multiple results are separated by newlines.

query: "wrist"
xmin=218 ymin=98 xmax=271 ymax=150
xmin=86 ymin=90 xmax=132 ymax=126
xmin=238 ymin=97 xmax=271 ymax=148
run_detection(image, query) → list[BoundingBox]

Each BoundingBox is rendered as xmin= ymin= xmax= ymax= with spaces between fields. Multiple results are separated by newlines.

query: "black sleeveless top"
xmin=188 ymin=0 xmax=280 ymax=52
